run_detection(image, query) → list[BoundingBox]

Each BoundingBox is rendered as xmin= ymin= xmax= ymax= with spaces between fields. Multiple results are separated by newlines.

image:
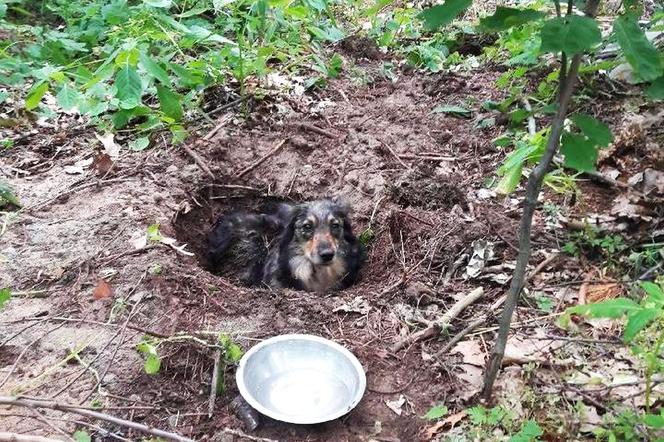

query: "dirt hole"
xmin=173 ymin=188 xmax=298 ymax=273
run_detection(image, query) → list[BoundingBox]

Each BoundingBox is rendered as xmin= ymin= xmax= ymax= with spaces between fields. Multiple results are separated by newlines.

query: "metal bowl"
xmin=236 ymin=334 xmax=366 ymax=424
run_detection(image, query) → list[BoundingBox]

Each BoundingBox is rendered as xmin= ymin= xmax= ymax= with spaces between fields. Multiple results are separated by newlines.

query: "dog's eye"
xmin=301 ymin=223 xmax=313 ymax=233
xmin=330 ymin=220 xmax=341 ymax=229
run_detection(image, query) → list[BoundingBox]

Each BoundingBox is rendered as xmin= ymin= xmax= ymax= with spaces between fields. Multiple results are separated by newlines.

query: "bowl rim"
xmin=235 ymin=333 xmax=366 ymax=424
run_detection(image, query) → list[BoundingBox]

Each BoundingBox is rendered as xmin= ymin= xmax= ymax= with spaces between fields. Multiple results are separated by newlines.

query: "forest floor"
xmin=1 ymin=36 xmax=664 ymax=441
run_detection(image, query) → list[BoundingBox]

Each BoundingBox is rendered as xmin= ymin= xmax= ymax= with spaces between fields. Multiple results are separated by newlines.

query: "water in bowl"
xmin=257 ymin=368 xmax=351 ymax=419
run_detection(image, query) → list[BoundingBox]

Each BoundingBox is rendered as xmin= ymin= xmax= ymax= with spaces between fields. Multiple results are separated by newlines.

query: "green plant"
xmin=72 ymin=430 xmax=91 ymax=442
xmin=0 ymin=180 xmax=20 ymax=207
xmin=562 ymin=281 xmax=664 ymax=439
xmin=0 ymin=287 xmax=10 ymax=310
xmin=214 ymin=333 xmax=243 ymax=394
xmin=461 ymin=405 xmax=543 ymax=441
xmin=562 ymin=226 xmax=627 ymax=266
xmin=1 ymin=0 xmax=349 ymax=142
xmin=423 ymin=404 xmax=448 ymax=421
xmin=136 ymin=336 xmax=162 ymax=375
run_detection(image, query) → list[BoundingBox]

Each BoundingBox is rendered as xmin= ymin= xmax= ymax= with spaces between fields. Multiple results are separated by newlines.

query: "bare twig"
xmin=0 ymin=323 xmax=67 ymax=389
xmin=639 ymin=262 xmax=664 ymax=281
xmin=434 ymin=317 xmax=486 ymax=357
xmin=379 ymin=140 xmax=410 ymax=169
xmin=297 ymin=123 xmax=338 ymax=139
xmin=208 ymin=97 xmax=244 ymax=116
xmin=390 ymin=287 xmax=485 ymax=353
xmin=182 ymin=145 xmax=215 ymax=180
xmin=0 ymin=433 xmax=61 ymax=442
xmin=203 ymin=115 xmax=231 ymax=141
xmin=482 ymin=0 xmax=601 ymax=401
xmin=526 ymin=252 xmax=559 ymax=282
xmin=397 ymin=154 xmax=456 ymax=162
xmin=236 ymin=139 xmax=287 ymax=178
xmin=81 ymin=285 xmax=146 ymax=403
xmin=208 ymin=349 xmax=223 ymax=417
xmin=27 ymin=409 xmax=75 ymax=442
xmin=434 ymin=294 xmax=506 ymax=359
xmin=0 ymin=396 xmax=194 ymax=442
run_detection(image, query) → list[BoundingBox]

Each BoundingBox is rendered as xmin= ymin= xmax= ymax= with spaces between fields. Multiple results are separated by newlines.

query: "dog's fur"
xmin=208 ymin=198 xmax=364 ymax=292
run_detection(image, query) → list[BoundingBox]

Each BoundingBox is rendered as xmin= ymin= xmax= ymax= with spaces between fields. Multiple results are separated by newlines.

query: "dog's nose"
xmin=319 ymin=250 xmax=335 ymax=262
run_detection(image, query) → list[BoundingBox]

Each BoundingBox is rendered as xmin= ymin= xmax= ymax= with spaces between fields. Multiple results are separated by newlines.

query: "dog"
xmin=208 ymin=198 xmax=364 ymax=292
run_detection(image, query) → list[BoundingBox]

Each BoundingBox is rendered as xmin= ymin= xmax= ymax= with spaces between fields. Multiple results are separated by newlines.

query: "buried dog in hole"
xmin=208 ymin=198 xmax=365 ymax=292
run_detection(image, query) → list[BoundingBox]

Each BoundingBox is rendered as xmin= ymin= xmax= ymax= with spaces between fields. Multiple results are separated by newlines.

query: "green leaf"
xmin=641 ymin=281 xmax=664 ymax=305
xmin=56 ymin=82 xmax=81 ymax=111
xmin=0 ymin=288 xmax=10 ymax=310
xmin=479 ymin=7 xmax=545 ymax=32
xmin=646 ymin=75 xmax=664 ymax=100
xmin=568 ymin=298 xmax=641 ymax=319
xmin=364 ymin=0 xmax=395 ymax=16
xmin=0 ymin=180 xmax=20 ymax=207
xmin=147 ymin=223 xmax=162 ymax=242
xmin=115 ymin=49 xmax=140 ymax=68
xmin=129 ymin=137 xmax=150 ymax=151
xmin=496 ymin=163 xmax=523 ymax=195
xmin=170 ymin=125 xmax=188 ymax=144
xmin=423 ymin=404 xmax=448 ymax=421
xmin=509 ymin=420 xmax=543 ymax=442
xmin=139 ymin=53 xmax=172 ymax=87
xmin=419 ymin=0 xmax=472 ymax=31
xmin=614 ymin=14 xmax=663 ymax=82
xmin=72 ymin=431 xmax=91 ymax=442
xmin=136 ymin=341 xmax=161 ymax=374
xmin=571 ymin=114 xmax=613 ymax=147
xmin=156 ymin=86 xmax=183 ymax=121
xmin=645 ymin=414 xmax=664 ymax=429
xmin=25 ymin=82 xmax=49 ymax=110
xmin=624 ymin=308 xmax=659 ymax=341
xmin=540 ymin=16 xmax=601 ymax=55
xmin=144 ymin=353 xmax=161 ymax=374
xmin=143 ymin=0 xmax=172 ymax=7
xmin=226 ymin=342 xmax=243 ymax=363
xmin=560 ymin=132 xmax=599 ymax=172
xmin=115 ymin=65 xmax=143 ymax=110
xmin=432 ymin=104 xmax=471 ymax=118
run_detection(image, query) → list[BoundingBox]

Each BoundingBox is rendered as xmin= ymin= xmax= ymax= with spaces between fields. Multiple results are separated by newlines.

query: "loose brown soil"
xmin=1 ymin=52 xmax=663 ymax=442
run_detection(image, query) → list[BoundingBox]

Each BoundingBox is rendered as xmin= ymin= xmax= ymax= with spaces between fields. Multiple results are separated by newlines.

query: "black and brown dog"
xmin=208 ymin=198 xmax=364 ymax=292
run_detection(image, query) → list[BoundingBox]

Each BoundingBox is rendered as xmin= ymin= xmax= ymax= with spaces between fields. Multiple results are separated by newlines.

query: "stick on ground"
xmin=236 ymin=139 xmax=287 ymax=178
xmin=182 ymin=145 xmax=215 ymax=180
xmin=0 ymin=396 xmax=194 ymax=442
xmin=0 ymin=433 xmax=62 ymax=442
xmin=390 ymin=287 xmax=484 ymax=353
xmin=297 ymin=123 xmax=338 ymax=139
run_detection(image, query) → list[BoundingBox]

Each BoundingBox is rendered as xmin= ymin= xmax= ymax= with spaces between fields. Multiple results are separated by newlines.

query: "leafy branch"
xmin=481 ymin=0 xmax=601 ymax=401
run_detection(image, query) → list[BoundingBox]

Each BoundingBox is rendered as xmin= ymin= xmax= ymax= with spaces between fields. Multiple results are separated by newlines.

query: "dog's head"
xmin=289 ymin=198 xmax=352 ymax=266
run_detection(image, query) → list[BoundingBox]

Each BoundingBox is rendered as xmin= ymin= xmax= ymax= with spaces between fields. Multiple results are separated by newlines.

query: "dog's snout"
xmin=319 ymin=249 xmax=335 ymax=262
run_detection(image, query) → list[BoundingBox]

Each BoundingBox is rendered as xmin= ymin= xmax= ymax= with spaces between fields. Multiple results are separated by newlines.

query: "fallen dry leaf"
xmin=422 ymin=410 xmax=468 ymax=438
xmin=385 ymin=394 xmax=406 ymax=416
xmin=93 ymin=279 xmax=113 ymax=300
xmin=333 ymin=296 xmax=371 ymax=314
xmin=586 ymin=282 xmax=622 ymax=303
xmin=503 ymin=336 xmax=564 ymax=366
xmin=95 ymin=132 xmax=121 ymax=159
xmin=450 ymin=340 xmax=485 ymax=366
xmin=456 ymin=363 xmax=483 ymax=401
xmin=92 ymin=153 xmax=114 ymax=176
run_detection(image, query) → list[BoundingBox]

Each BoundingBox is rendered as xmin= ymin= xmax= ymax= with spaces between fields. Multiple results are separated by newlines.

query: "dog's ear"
xmin=330 ymin=195 xmax=351 ymax=215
